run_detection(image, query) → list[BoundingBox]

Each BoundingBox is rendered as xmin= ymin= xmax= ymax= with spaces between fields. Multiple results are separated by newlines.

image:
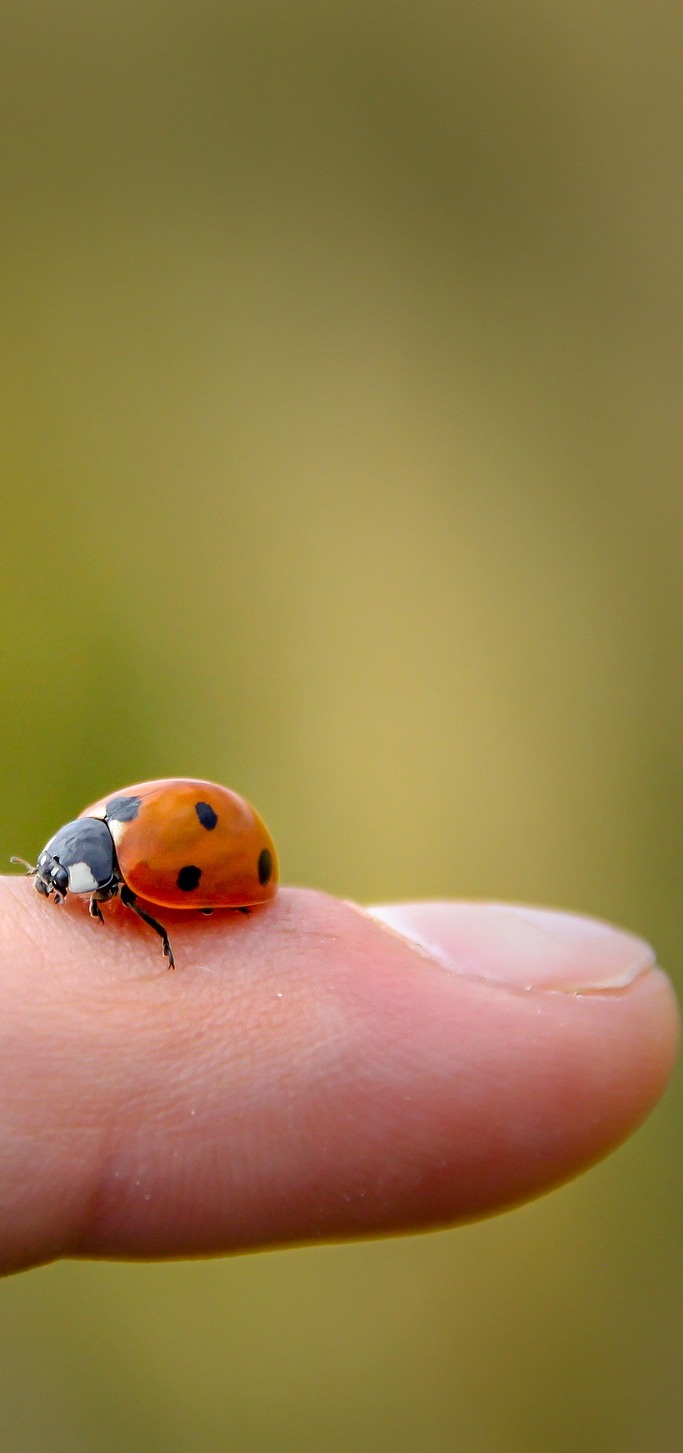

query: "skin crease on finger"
xmin=0 ymin=878 xmax=678 ymax=1275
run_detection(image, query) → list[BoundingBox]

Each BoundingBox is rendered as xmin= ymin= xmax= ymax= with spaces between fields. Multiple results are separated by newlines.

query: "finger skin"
xmin=0 ymin=879 xmax=677 ymax=1274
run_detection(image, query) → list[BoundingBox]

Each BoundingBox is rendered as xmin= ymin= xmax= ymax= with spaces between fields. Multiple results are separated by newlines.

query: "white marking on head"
xmin=67 ymin=861 xmax=100 ymax=894
xmin=107 ymin=819 xmax=127 ymax=849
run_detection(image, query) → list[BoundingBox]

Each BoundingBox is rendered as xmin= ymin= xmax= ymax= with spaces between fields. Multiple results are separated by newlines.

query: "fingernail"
xmin=365 ymin=902 xmax=656 ymax=992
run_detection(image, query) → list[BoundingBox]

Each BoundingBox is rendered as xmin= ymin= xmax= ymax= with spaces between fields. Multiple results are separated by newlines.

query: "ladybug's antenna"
xmin=10 ymin=856 xmax=36 ymax=875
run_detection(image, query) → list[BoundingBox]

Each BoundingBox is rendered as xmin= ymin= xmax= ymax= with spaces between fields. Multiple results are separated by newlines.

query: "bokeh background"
xmin=1 ymin=2 xmax=681 ymax=1449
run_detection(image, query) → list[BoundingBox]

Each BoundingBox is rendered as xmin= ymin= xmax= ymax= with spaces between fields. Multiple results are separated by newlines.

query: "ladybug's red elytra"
xmin=11 ymin=778 xmax=279 ymax=968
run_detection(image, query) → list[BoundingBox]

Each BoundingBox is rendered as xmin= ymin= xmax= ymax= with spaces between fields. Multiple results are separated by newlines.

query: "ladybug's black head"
xmin=34 ymin=857 xmax=70 ymax=899
xmin=32 ymin=818 xmax=118 ymax=903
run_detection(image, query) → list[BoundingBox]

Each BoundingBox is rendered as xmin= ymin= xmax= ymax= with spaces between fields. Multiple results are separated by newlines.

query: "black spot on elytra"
xmin=105 ymin=795 xmax=141 ymax=822
xmin=195 ymin=801 xmax=218 ymax=831
xmin=257 ymin=848 xmax=272 ymax=885
xmin=177 ymin=864 xmax=202 ymax=892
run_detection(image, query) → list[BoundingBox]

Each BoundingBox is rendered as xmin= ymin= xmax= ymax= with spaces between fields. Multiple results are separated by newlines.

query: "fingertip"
xmin=0 ymin=882 xmax=677 ymax=1270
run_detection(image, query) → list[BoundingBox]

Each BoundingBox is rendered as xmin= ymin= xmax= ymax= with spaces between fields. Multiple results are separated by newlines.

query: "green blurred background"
xmin=1 ymin=1 xmax=681 ymax=1448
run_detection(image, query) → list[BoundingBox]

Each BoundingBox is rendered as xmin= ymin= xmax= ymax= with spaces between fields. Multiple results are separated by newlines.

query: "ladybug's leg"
xmin=236 ymin=906 xmax=250 ymax=916
xmin=120 ymin=883 xmax=175 ymax=969
xmin=89 ymin=897 xmax=105 ymax=924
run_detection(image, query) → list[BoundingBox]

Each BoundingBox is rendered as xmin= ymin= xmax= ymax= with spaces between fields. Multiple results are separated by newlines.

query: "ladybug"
xmin=11 ymin=778 xmax=278 ymax=968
